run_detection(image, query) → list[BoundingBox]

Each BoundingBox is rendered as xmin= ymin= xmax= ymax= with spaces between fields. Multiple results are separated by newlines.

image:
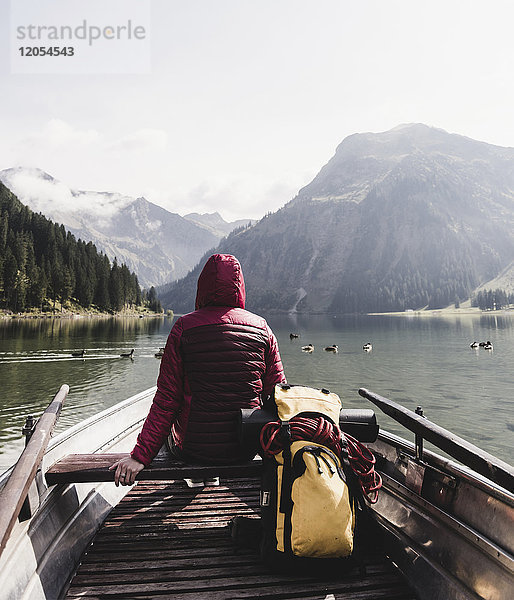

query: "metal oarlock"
xmin=22 ymin=415 xmax=37 ymax=446
xmin=415 ymin=406 xmax=425 ymax=460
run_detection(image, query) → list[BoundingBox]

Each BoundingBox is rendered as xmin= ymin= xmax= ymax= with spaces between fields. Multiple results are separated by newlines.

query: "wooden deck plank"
xmin=76 ymin=558 xmax=389 ymax=575
xmin=67 ymin=576 xmax=414 ymax=598
xmin=108 ymin=503 xmax=259 ymax=516
xmin=80 ymin=546 xmax=254 ymax=563
xmin=66 ymin=477 xmax=416 ymax=600
xmin=89 ymin=536 xmax=231 ymax=548
xmin=72 ymin=558 xmax=391 ymax=584
xmin=104 ymin=501 xmax=259 ymax=516
xmin=69 ymin=591 xmax=413 ymax=600
xmin=112 ymin=493 xmax=261 ymax=505
xmin=68 ymin=590 xmax=414 ymax=600
xmin=100 ymin=510 xmax=257 ymax=525
xmin=115 ymin=491 xmax=260 ymax=503
xmin=75 ymin=554 xmax=264 ymax=573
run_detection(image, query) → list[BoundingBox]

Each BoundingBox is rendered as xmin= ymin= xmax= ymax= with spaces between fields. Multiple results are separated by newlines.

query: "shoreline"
xmin=283 ymin=306 xmax=514 ymax=317
xmin=0 ymin=309 xmax=169 ymax=321
xmin=367 ymin=307 xmax=514 ymax=317
xmin=7 ymin=307 xmax=510 ymax=320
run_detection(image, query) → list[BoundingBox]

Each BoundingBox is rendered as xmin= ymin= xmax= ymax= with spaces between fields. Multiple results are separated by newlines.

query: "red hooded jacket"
xmin=131 ymin=254 xmax=286 ymax=465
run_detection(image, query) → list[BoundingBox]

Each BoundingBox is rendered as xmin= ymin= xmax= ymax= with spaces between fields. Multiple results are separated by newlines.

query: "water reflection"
xmin=0 ymin=315 xmax=164 ymax=341
xmin=0 ymin=316 xmax=174 ymax=469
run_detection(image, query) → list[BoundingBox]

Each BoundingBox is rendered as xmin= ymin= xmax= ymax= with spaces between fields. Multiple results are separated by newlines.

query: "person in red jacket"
xmin=110 ymin=254 xmax=286 ymax=486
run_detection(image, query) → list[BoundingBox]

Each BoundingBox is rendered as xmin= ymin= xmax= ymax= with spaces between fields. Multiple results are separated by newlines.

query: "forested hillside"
xmin=0 ymin=168 xmax=246 ymax=288
xmin=0 ymin=182 xmax=144 ymax=313
xmin=472 ymin=289 xmax=514 ymax=311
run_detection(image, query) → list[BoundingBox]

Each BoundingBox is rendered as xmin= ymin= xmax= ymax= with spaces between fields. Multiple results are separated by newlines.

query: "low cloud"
xmin=13 ymin=119 xmax=101 ymax=157
xmin=145 ymin=219 xmax=162 ymax=232
xmin=109 ymin=128 xmax=168 ymax=154
xmin=1 ymin=168 xmax=134 ymax=225
xmin=2 ymin=170 xmax=74 ymax=214
xmin=168 ymin=177 xmax=300 ymax=221
xmin=1 ymin=119 xmax=171 ymax=221
xmin=44 ymin=119 xmax=101 ymax=147
xmin=7 ymin=119 xmax=168 ymax=177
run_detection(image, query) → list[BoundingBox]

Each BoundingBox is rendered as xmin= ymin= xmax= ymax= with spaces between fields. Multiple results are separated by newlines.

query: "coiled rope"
xmin=260 ymin=415 xmax=382 ymax=503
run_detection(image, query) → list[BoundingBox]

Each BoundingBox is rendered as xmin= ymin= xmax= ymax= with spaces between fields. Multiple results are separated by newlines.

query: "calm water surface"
xmin=0 ymin=312 xmax=512 ymax=471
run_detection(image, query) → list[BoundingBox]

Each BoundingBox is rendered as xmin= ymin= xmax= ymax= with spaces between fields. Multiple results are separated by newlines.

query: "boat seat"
xmin=45 ymin=453 xmax=262 ymax=485
xmin=46 ymin=407 xmax=379 ymax=486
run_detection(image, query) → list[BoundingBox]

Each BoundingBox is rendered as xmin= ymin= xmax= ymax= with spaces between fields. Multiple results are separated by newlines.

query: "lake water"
xmin=0 ymin=312 xmax=513 ymax=471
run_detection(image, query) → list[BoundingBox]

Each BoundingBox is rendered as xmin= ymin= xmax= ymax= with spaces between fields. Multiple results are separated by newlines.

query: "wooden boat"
xmin=0 ymin=385 xmax=512 ymax=599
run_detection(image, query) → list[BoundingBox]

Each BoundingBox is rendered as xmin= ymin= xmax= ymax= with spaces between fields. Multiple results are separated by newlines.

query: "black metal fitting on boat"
xmin=19 ymin=414 xmax=39 ymax=522
xmin=415 ymin=406 xmax=425 ymax=460
xmin=22 ymin=415 xmax=37 ymax=447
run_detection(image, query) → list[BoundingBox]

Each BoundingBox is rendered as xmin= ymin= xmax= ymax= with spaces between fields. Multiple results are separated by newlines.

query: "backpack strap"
xmin=279 ymin=421 xmax=292 ymax=513
xmin=278 ymin=420 xmax=294 ymax=556
xmin=340 ymin=433 xmax=367 ymax=512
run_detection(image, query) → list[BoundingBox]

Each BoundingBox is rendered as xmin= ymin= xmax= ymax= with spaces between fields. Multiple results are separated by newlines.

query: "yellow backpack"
xmin=260 ymin=384 xmax=360 ymax=567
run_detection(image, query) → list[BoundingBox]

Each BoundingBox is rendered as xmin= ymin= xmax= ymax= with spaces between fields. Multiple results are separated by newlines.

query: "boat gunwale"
xmin=0 ymin=386 xmax=157 ymax=487
xmin=46 ymin=386 xmax=157 ymax=451
xmin=375 ymin=429 xmax=514 ymax=506
xmin=361 ymin=387 xmax=514 ymax=497
xmin=377 ymin=470 xmax=513 ymax=569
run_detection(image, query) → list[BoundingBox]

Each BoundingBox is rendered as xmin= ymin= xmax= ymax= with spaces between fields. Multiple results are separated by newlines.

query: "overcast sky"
xmin=1 ymin=0 xmax=513 ymax=221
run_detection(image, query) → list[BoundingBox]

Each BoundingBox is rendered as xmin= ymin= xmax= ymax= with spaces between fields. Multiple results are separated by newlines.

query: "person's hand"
xmin=109 ymin=455 xmax=145 ymax=486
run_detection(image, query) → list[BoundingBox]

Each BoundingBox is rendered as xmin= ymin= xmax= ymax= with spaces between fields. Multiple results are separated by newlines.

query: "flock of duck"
xmin=289 ymin=334 xmax=373 ymax=354
xmin=71 ymin=339 xmax=493 ymax=361
xmin=70 ymin=348 xmax=135 ymax=359
xmin=470 ymin=341 xmax=493 ymax=350
xmin=292 ymin=334 xmax=495 ymax=354
xmin=71 ymin=348 xmax=167 ymax=360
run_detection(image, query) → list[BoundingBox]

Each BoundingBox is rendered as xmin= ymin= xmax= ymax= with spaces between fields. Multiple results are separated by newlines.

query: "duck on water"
xmin=471 ymin=341 xmax=493 ymax=350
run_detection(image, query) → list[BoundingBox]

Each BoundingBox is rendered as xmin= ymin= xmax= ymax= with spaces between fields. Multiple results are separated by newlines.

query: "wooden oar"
xmin=358 ymin=387 xmax=514 ymax=493
xmin=0 ymin=384 xmax=69 ymax=558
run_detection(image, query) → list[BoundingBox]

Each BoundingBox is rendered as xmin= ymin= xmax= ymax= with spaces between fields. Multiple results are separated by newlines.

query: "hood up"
xmin=195 ymin=254 xmax=246 ymax=310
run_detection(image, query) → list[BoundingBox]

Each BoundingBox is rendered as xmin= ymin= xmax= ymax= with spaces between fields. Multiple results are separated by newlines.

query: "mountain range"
xmin=161 ymin=124 xmax=514 ymax=314
xmin=0 ymin=168 xmax=250 ymax=289
xmin=184 ymin=212 xmax=254 ymax=239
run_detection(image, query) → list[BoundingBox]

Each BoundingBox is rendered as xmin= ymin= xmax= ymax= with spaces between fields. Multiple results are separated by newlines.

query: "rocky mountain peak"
xmin=162 ymin=124 xmax=514 ymax=314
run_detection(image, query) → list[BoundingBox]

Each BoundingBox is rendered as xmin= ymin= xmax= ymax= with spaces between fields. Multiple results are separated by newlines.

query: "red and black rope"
xmin=260 ymin=415 xmax=382 ymax=503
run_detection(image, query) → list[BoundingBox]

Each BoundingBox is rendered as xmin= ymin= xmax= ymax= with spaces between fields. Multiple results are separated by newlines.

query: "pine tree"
xmin=3 ymin=248 xmax=18 ymax=309
xmin=147 ymin=286 xmax=162 ymax=312
xmin=109 ymin=258 xmax=124 ymax=312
